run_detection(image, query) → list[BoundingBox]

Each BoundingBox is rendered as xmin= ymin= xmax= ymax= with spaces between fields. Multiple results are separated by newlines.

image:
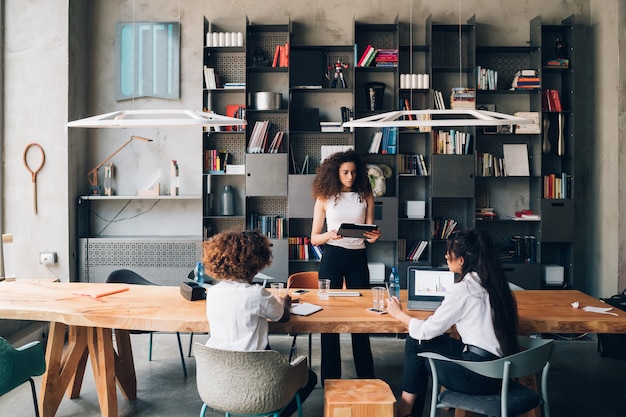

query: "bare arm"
xmin=310 ymin=198 xmax=341 ymax=246
xmin=363 ymin=193 xmax=381 ymax=243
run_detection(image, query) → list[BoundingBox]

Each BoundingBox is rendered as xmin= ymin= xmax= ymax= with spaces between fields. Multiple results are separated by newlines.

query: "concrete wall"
xmin=3 ymin=0 xmax=622 ymax=303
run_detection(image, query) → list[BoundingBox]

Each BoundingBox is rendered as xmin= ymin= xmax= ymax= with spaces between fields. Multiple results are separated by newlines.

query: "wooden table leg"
xmin=40 ymin=322 xmax=89 ymax=417
xmin=39 ymin=323 xmax=138 ymax=417
xmin=113 ymin=329 xmax=137 ymax=400
xmin=87 ymin=327 xmax=118 ymax=417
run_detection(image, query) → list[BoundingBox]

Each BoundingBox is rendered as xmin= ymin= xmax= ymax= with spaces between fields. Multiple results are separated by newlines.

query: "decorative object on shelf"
xmin=557 ymin=113 xmax=565 ymax=156
xmin=327 ymin=59 xmax=349 ymax=88
xmin=555 ymin=37 xmax=567 ymax=59
xmin=86 ymin=135 xmax=152 ymax=196
xmin=513 ymin=112 xmax=541 ymax=134
xmin=219 ymin=185 xmax=235 ymax=216
xmin=103 ymin=163 xmax=114 ymax=196
xmin=542 ymin=113 xmax=551 ymax=154
xmin=253 ymin=92 xmax=282 ymax=110
xmin=170 ymin=160 xmax=179 ymax=196
xmin=367 ymin=164 xmax=386 ymax=197
xmin=251 ymin=46 xmax=269 ymax=67
xmin=364 ymin=82 xmax=385 ymax=111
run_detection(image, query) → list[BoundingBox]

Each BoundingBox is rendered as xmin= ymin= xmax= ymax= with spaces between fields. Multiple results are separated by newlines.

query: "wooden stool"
xmin=324 ymin=379 xmax=396 ymax=417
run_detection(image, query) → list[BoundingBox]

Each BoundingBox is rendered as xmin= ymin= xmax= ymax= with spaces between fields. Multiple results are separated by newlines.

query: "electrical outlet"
xmin=39 ymin=252 xmax=57 ymax=265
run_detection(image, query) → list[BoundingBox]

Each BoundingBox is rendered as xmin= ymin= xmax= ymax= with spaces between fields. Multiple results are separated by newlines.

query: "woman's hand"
xmin=386 ymin=296 xmax=403 ymax=317
xmin=327 ymin=229 xmax=341 ymax=241
xmin=363 ymin=228 xmax=381 ymax=243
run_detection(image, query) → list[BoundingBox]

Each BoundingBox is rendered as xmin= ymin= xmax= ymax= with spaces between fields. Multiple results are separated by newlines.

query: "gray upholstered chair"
xmin=0 ymin=337 xmax=46 ymax=417
xmin=193 ymin=343 xmax=308 ymax=417
xmin=419 ymin=335 xmax=553 ymax=417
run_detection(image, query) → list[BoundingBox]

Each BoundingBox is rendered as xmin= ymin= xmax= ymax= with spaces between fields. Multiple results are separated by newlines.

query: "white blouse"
xmin=205 ymin=280 xmax=284 ymax=351
xmin=407 ymin=271 xmax=503 ymax=357
xmin=325 ymin=192 xmax=367 ymax=250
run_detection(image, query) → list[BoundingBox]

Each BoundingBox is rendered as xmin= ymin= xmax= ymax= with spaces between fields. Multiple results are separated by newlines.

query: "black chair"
xmin=105 ymin=269 xmax=187 ymax=377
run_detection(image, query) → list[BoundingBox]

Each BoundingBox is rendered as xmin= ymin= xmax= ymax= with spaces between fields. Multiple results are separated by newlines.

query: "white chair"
xmin=419 ymin=335 xmax=553 ymax=417
xmin=193 ymin=343 xmax=308 ymax=417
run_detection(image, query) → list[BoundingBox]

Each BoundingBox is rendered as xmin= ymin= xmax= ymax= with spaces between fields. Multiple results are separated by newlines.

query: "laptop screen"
xmin=407 ymin=267 xmax=456 ymax=302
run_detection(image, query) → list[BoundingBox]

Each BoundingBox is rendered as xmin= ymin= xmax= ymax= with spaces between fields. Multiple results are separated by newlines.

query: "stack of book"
xmin=289 ymin=237 xmax=310 ymax=260
xmin=476 ymin=66 xmax=498 ymax=90
xmin=542 ymin=89 xmax=562 ymax=112
xmin=544 ymin=58 xmax=569 ymax=68
xmin=406 ymin=240 xmax=429 ymax=261
xmin=367 ymin=127 xmax=398 ymax=154
xmin=511 ymin=69 xmax=540 ymax=90
xmin=248 ymin=214 xmax=285 ymax=239
xmin=203 ymin=66 xmax=221 ymax=89
xmin=320 ymin=121 xmax=343 ymax=132
xmin=476 ymin=152 xmax=505 ymax=177
xmin=433 ymin=218 xmax=458 ymax=240
xmin=272 ymin=43 xmax=290 ymax=67
xmin=223 ymin=82 xmax=245 ymax=89
xmin=357 ymin=44 xmax=377 ymax=67
xmin=434 ymin=129 xmax=472 ymax=155
xmin=449 ymin=87 xmax=475 ymax=109
xmin=398 ymin=154 xmax=428 ymax=176
xmin=475 ymin=207 xmax=496 ymax=220
xmin=374 ymin=48 xmax=398 ymax=67
xmin=204 ymin=150 xmax=229 ymax=173
xmin=543 ymin=172 xmax=572 ymax=199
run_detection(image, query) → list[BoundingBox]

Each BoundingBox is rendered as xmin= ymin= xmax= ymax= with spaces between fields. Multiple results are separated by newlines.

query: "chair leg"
xmin=289 ymin=334 xmax=298 ymax=362
xmin=296 ymin=391 xmax=303 ymax=417
xmin=308 ymin=333 xmax=312 ymax=370
xmin=149 ymin=332 xmax=154 ymax=361
xmin=28 ymin=378 xmax=40 ymax=417
xmin=200 ymin=403 xmax=208 ymax=417
xmin=188 ymin=332 xmax=195 ymax=357
xmin=176 ymin=332 xmax=188 ymax=378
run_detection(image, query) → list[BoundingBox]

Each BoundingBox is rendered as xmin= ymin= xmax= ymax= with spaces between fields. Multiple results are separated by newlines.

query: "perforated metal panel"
xmin=79 ymin=238 xmax=202 ymax=285
xmin=247 ymin=197 xmax=287 ymax=217
xmin=432 ymin=31 xmax=470 ymax=68
xmin=206 ymin=50 xmax=246 ymax=84
xmin=205 ymin=134 xmax=246 ymax=165
xmin=289 ymin=133 xmax=353 ymax=169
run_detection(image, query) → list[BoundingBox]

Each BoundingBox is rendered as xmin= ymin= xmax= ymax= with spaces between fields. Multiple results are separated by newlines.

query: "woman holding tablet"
xmin=311 ymin=149 xmax=381 ymax=383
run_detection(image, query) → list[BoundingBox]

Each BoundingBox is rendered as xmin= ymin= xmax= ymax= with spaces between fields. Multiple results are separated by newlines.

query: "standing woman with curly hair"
xmin=311 ymin=149 xmax=381 ymax=383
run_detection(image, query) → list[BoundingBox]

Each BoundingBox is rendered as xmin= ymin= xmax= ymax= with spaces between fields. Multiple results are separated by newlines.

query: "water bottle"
xmin=389 ymin=267 xmax=401 ymax=300
xmin=195 ymin=261 xmax=205 ymax=285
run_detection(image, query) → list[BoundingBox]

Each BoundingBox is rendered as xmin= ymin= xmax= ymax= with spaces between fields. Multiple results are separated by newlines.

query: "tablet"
xmin=337 ymin=223 xmax=379 ymax=238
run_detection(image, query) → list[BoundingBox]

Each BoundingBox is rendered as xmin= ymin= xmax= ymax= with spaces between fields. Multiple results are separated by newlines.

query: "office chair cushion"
xmin=438 ymin=381 xmax=540 ymax=416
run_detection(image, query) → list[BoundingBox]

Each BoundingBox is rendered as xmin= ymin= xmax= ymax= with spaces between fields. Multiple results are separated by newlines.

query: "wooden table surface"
xmin=2 ymin=281 xmax=626 ymax=335
xmin=2 ymin=281 xmax=626 ymax=417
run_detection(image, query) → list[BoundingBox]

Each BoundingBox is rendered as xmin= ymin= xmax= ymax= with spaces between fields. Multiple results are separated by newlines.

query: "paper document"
xmin=291 ymin=303 xmax=323 ymax=316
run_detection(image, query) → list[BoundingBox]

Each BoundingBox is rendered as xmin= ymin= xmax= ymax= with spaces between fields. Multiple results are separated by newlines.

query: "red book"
xmin=549 ymin=89 xmax=562 ymax=112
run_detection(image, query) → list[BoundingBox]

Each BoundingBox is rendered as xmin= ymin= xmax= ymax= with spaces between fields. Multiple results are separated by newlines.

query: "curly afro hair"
xmin=202 ymin=229 xmax=272 ymax=282
xmin=311 ymin=149 xmax=372 ymax=201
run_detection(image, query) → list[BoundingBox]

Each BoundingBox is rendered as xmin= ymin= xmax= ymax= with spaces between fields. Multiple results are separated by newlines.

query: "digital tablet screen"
xmin=337 ymin=223 xmax=379 ymax=238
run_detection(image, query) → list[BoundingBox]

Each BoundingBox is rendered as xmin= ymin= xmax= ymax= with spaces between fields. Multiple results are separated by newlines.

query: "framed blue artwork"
xmin=116 ymin=22 xmax=180 ymax=100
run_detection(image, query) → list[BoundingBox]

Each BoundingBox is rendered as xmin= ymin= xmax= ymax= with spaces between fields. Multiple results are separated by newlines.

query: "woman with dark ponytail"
xmin=387 ymin=229 xmax=519 ymax=417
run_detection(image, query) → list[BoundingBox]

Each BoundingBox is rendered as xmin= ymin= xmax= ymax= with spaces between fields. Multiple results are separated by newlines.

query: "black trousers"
xmin=402 ymin=334 xmax=502 ymax=417
xmin=318 ymin=245 xmax=375 ymax=382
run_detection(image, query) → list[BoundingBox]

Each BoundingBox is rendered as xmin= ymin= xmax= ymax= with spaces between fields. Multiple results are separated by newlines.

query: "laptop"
xmin=406 ymin=267 xmax=456 ymax=311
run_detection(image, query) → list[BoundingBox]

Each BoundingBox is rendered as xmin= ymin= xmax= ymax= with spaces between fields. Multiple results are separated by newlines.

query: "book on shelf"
xmin=542 ymin=89 xmax=563 ymax=112
xmin=368 ymin=131 xmax=382 ymax=154
xmin=434 ymin=129 xmax=471 ymax=155
xmin=271 ymin=43 xmax=290 ymax=68
xmin=203 ymin=66 xmax=222 ymax=89
xmin=476 ymin=66 xmax=498 ymax=90
xmin=357 ymin=44 xmax=374 ymax=67
xmin=434 ymin=90 xmax=446 ymax=110
xmin=320 ymin=121 xmax=344 ymax=132
xmin=407 ymin=240 xmax=428 ymax=261
xmin=247 ymin=120 xmax=271 ymax=153
xmin=223 ymin=82 xmax=246 ymax=89
xmin=310 ymin=243 xmax=323 ymax=260
xmin=289 ymin=236 xmax=310 ymax=260
xmin=320 ymin=145 xmax=353 ymax=162
xmin=267 ymin=131 xmax=284 ymax=153
xmin=224 ymin=104 xmax=245 ymax=132
xmin=434 ymin=218 xmax=458 ymax=240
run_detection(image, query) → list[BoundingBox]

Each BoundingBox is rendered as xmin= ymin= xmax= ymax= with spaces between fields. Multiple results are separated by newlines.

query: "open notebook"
xmin=406 ymin=267 xmax=455 ymax=311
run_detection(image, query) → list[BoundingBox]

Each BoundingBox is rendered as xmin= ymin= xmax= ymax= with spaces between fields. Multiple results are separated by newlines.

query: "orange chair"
xmin=287 ymin=271 xmax=319 ymax=364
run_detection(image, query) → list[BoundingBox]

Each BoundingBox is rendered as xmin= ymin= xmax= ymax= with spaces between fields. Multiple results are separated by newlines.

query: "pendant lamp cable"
xmin=458 ymin=0 xmax=462 ymax=89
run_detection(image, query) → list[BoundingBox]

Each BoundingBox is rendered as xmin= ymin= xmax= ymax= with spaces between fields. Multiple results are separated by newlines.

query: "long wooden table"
xmin=1 ymin=281 xmax=626 ymax=417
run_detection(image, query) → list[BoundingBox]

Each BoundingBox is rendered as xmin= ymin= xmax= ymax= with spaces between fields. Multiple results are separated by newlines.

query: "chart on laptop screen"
xmin=410 ymin=269 xmax=455 ymax=297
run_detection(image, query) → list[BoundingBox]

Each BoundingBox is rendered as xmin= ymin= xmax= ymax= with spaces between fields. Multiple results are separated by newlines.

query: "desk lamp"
xmin=87 ymin=135 xmax=152 ymax=195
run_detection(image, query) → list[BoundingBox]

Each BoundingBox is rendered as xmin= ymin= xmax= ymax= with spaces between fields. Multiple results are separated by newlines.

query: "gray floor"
xmin=2 ymin=332 xmax=626 ymax=417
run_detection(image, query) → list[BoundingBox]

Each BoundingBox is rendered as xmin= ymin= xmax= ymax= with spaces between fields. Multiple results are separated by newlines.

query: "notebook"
xmin=406 ymin=267 xmax=456 ymax=311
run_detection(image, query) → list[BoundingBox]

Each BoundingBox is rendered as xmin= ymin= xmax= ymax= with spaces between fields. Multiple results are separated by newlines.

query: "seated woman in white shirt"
xmin=386 ymin=229 xmax=519 ymax=417
xmin=203 ymin=229 xmax=317 ymax=417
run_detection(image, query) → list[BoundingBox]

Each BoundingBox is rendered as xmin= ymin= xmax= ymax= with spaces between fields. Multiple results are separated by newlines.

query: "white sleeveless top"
xmin=325 ymin=192 xmax=367 ymax=250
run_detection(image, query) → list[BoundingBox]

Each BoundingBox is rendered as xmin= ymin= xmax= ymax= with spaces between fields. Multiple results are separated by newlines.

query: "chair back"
xmin=106 ymin=269 xmax=156 ymax=286
xmin=420 ymin=335 xmax=554 ymax=417
xmin=193 ymin=343 xmax=308 ymax=415
xmin=0 ymin=337 xmax=46 ymax=396
xmin=287 ymin=271 xmax=319 ymax=289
